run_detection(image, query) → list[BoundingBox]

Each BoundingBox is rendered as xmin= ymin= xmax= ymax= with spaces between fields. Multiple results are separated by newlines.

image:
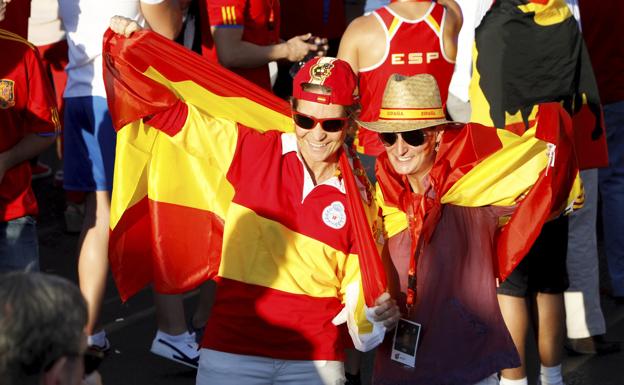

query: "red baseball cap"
xmin=292 ymin=57 xmax=358 ymax=106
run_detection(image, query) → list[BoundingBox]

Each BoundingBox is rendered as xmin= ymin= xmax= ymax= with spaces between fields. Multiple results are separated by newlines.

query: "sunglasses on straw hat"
xmin=356 ymin=73 xmax=459 ymax=133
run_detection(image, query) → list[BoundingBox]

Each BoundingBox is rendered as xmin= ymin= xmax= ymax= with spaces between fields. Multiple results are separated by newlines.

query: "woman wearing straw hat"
xmin=363 ymin=72 xmax=585 ymax=384
xmin=359 ymin=73 xmax=525 ymax=385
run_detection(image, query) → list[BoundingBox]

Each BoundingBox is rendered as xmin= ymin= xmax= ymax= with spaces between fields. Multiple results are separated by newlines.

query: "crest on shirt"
xmin=0 ymin=79 xmax=15 ymax=109
xmin=322 ymin=201 xmax=347 ymax=229
xmin=310 ymin=62 xmax=334 ymax=83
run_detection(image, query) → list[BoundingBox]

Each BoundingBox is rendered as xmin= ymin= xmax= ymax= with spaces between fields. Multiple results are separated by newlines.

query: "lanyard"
xmin=405 ymin=183 xmax=432 ymax=314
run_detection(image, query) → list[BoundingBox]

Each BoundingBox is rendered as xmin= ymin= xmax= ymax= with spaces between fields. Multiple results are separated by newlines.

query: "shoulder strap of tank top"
xmin=374 ymin=7 xmax=397 ymax=31
xmin=425 ymin=2 xmax=445 ymax=36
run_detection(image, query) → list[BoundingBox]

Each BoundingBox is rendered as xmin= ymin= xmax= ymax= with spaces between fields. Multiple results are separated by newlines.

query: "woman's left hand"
xmin=371 ymin=292 xmax=401 ymax=330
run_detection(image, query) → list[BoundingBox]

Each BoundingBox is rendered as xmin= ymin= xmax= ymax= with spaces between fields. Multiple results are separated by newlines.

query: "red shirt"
xmin=201 ymin=130 xmax=359 ymax=360
xmin=356 ymin=3 xmax=455 ymax=156
xmin=280 ymin=0 xmax=346 ymax=41
xmin=199 ymin=0 xmax=281 ymax=91
xmin=0 ymin=30 xmax=60 ymax=221
xmin=578 ymin=0 xmax=624 ymax=104
xmin=146 ymin=105 xmax=378 ymax=360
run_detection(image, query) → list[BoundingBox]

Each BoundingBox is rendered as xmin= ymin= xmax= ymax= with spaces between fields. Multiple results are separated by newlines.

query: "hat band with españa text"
xmin=379 ymin=107 xmax=445 ymax=120
xmin=292 ymin=57 xmax=357 ymax=106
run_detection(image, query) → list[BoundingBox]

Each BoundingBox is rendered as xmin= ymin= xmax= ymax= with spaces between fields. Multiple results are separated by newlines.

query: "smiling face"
xmin=293 ymin=98 xmax=347 ymax=168
xmin=385 ymin=128 xmax=438 ymax=179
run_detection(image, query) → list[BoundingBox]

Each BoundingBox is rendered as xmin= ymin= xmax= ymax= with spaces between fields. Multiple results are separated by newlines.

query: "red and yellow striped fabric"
xmin=376 ymin=103 xmax=583 ymax=282
xmin=103 ymin=29 xmax=291 ymax=301
xmin=103 ymin=29 xmax=386 ymax=311
xmin=196 ymin=128 xmax=380 ymax=359
xmin=469 ymin=0 xmax=607 ymax=169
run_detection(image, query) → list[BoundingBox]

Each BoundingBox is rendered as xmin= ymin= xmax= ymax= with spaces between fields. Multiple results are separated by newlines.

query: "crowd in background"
xmin=0 ymin=1 xmax=623 ymax=385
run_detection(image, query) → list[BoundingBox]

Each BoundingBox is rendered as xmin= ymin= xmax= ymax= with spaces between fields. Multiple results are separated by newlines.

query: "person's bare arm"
xmin=336 ymin=17 xmax=362 ymax=73
xmin=338 ymin=14 xmax=385 ymax=73
xmin=0 ymin=134 xmax=55 ymax=183
xmin=140 ymin=0 xmax=183 ymax=39
xmin=211 ymin=27 xmax=317 ymax=68
xmin=438 ymin=0 xmax=463 ymax=61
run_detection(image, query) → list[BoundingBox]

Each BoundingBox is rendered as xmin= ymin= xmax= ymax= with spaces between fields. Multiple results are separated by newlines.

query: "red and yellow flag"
xmin=470 ymin=0 xmax=608 ymax=170
xmin=103 ymin=30 xmax=385 ymax=304
xmin=377 ymin=103 xmax=582 ymax=282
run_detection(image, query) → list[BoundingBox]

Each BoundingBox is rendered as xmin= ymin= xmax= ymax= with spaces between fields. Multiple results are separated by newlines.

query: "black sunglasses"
xmin=293 ymin=111 xmax=348 ymax=133
xmin=379 ymin=130 xmax=430 ymax=147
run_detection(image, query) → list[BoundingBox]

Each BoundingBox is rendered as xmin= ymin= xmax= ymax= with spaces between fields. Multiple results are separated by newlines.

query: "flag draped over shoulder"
xmin=103 ymin=29 xmax=386 ymax=305
xmin=377 ymin=103 xmax=583 ymax=282
xmin=470 ymin=0 xmax=608 ymax=170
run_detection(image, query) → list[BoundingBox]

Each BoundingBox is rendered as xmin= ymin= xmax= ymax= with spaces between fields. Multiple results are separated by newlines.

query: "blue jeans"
xmin=599 ymin=100 xmax=624 ymax=296
xmin=565 ymin=169 xmax=606 ymax=337
xmin=197 ymin=349 xmax=345 ymax=385
xmin=0 ymin=216 xmax=40 ymax=272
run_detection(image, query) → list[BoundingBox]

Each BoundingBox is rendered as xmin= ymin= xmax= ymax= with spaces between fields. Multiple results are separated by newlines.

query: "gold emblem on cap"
xmin=310 ymin=62 xmax=334 ymax=83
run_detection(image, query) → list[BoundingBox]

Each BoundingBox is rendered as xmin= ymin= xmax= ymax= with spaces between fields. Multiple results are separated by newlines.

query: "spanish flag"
xmin=377 ymin=103 xmax=583 ymax=282
xmin=103 ymin=30 xmax=386 ymax=304
xmin=470 ymin=0 xmax=608 ymax=170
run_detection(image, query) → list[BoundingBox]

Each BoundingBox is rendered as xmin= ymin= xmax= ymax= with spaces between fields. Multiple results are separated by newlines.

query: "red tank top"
xmin=356 ymin=3 xmax=454 ymax=156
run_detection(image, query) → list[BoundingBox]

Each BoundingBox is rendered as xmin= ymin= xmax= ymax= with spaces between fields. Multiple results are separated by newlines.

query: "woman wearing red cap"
xmin=110 ymin=17 xmax=400 ymax=385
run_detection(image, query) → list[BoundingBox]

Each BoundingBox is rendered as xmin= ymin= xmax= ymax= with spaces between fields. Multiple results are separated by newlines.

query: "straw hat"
xmin=357 ymin=73 xmax=458 ymax=133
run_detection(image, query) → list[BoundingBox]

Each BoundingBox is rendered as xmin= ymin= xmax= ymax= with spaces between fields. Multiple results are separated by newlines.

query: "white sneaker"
xmin=87 ymin=331 xmax=110 ymax=353
xmin=89 ymin=338 xmax=111 ymax=353
xmin=150 ymin=331 xmax=199 ymax=369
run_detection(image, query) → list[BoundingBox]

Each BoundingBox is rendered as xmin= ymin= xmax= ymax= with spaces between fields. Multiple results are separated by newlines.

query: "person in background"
xmin=27 ymin=0 xmax=85 ymax=231
xmin=338 ymin=0 xmax=462 ymax=182
xmin=58 ymin=0 xmax=206 ymax=369
xmin=273 ymin=0 xmax=345 ymax=98
xmin=578 ymin=0 xmax=624 ymax=307
xmin=562 ymin=0 xmax=620 ymax=356
xmin=445 ymin=0 xmax=493 ymax=123
xmin=466 ymin=2 xmax=603 ymax=384
xmin=0 ymin=271 xmax=103 ymax=385
xmin=0 ymin=0 xmax=60 ymax=272
xmin=27 ymin=0 xmax=68 ymax=180
xmin=198 ymin=0 xmax=324 ymax=92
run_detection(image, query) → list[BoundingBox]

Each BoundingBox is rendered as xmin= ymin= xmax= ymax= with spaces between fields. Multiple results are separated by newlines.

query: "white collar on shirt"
xmin=280 ymin=133 xmax=346 ymax=202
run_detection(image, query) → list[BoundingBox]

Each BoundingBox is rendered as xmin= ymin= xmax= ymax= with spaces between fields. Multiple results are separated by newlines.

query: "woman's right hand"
xmin=110 ymin=15 xmax=142 ymax=37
